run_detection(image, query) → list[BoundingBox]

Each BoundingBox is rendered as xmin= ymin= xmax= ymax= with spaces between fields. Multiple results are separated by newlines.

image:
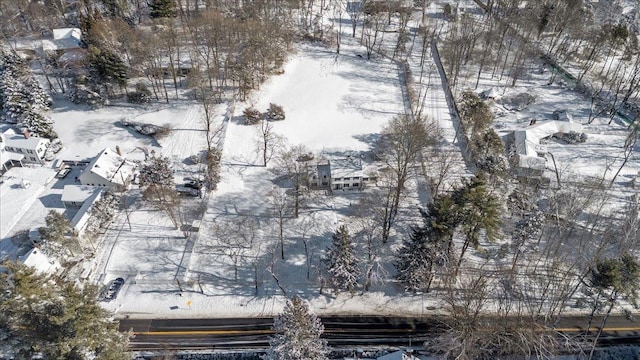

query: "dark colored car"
xmin=176 ymin=187 xmax=201 ymax=197
xmin=103 ymin=278 xmax=125 ymax=301
xmin=184 ymin=179 xmax=202 ymax=190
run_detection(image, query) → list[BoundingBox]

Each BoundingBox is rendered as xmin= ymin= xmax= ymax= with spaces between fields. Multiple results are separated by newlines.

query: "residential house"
xmin=68 ymin=187 xmax=105 ymax=236
xmin=512 ymin=117 xmax=582 ymax=177
xmin=41 ymin=28 xmax=82 ymax=52
xmin=61 ymin=185 xmax=103 ymax=208
xmin=310 ymin=155 xmax=377 ymax=191
xmin=1 ymin=129 xmax=50 ymax=165
xmin=79 ymin=148 xmax=136 ymax=189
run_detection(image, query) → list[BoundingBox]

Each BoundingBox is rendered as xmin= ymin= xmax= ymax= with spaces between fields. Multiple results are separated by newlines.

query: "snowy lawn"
xmin=99 ymin=42 xmax=440 ymax=319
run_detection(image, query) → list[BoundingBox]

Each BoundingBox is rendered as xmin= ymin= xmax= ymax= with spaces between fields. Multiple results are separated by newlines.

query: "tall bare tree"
xmin=376 ymin=114 xmax=435 ymax=243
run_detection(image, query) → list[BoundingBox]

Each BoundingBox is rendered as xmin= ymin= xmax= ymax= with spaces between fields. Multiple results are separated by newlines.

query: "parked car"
xmin=103 ymin=278 xmax=125 ymax=301
xmin=176 ymin=187 xmax=201 ymax=197
xmin=184 ymin=179 xmax=202 ymax=189
xmin=55 ymin=166 xmax=71 ymax=179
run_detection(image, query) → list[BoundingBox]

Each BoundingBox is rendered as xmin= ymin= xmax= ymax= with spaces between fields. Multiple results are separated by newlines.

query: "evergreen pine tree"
xmin=395 ymin=209 xmax=449 ymax=293
xmin=38 ymin=210 xmax=81 ymax=259
xmin=324 ymin=225 xmax=359 ymax=293
xmin=0 ymin=262 xmax=129 ymax=359
xmin=0 ymin=51 xmax=56 ymax=138
xmin=88 ymin=45 xmax=129 ymax=89
xmin=150 ymin=0 xmax=176 ymax=18
xmin=266 ymin=296 xmax=328 ymax=360
xmin=451 ymin=173 xmax=501 ymax=273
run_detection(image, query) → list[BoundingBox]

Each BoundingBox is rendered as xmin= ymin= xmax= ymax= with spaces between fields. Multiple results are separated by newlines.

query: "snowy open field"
xmin=93 ymin=39 xmax=447 ymax=318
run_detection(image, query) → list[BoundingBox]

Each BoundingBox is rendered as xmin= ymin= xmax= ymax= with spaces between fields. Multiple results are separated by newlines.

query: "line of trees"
xmin=0 ymin=261 xmax=129 ymax=359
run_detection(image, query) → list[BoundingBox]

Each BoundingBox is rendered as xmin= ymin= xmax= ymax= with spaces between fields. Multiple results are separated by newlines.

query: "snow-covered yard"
xmin=94 ymin=39 xmax=446 ymax=318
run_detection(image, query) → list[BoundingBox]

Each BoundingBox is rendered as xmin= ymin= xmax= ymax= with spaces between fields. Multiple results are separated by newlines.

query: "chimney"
xmin=115 ymin=145 xmax=122 ymax=156
xmin=23 ymin=130 xmax=30 ymax=139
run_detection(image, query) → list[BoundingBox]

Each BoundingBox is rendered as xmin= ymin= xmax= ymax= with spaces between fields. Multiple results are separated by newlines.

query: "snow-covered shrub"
xmin=560 ymin=131 xmax=588 ymax=144
xmin=68 ymin=83 xmax=104 ymax=107
xmin=127 ymin=91 xmax=151 ymax=104
xmin=266 ymin=103 xmax=285 ymax=121
xmin=0 ymin=52 xmax=56 ymax=138
xmin=243 ymin=106 xmax=262 ymax=125
xmin=127 ymin=83 xmax=152 ymax=104
xmin=205 ymin=148 xmax=222 ymax=190
xmin=500 ymin=92 xmax=536 ymax=111
xmin=477 ymin=154 xmax=509 ymax=174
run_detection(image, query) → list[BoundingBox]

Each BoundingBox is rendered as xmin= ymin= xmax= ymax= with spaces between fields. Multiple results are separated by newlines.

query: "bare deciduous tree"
xmin=256 ymin=119 xmax=283 ymax=167
xmin=376 ymin=114 xmax=435 ymax=243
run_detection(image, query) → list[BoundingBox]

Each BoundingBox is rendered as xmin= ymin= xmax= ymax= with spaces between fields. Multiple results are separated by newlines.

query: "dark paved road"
xmin=121 ymin=315 xmax=640 ymax=350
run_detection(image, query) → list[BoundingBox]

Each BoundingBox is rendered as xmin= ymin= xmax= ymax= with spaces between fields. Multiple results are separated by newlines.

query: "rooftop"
xmin=3 ymin=130 xmax=50 ymax=151
xmin=513 ymin=120 xmax=583 ymax=168
xmin=61 ymin=185 xmax=102 ymax=204
xmin=84 ymin=148 xmax=136 ymax=185
xmin=42 ymin=28 xmax=82 ymax=51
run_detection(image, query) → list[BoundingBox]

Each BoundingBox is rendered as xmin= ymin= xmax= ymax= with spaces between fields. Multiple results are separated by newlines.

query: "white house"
xmin=79 ymin=148 xmax=136 ymax=189
xmin=1 ymin=129 xmax=50 ymax=165
xmin=513 ymin=118 xmax=583 ymax=176
xmin=310 ymin=156 xmax=377 ymax=191
xmin=61 ymin=185 xmax=103 ymax=208
xmin=41 ymin=28 xmax=82 ymax=52
xmin=69 ymin=187 xmax=105 ymax=235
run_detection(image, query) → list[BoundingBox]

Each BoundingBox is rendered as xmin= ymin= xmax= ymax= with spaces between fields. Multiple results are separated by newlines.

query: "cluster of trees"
xmin=396 ymin=173 xmax=500 ymax=292
xmin=0 ymin=51 xmax=56 ymax=138
xmin=138 ymin=153 xmax=181 ymax=228
xmin=0 ymin=262 xmax=129 ymax=359
xmin=38 ymin=210 xmax=82 ymax=260
xmin=437 ymin=0 xmax=640 ymax=128
xmin=457 ymin=91 xmax=507 ymax=175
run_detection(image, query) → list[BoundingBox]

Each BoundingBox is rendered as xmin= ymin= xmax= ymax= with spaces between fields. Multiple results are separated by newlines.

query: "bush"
xmin=243 ymin=106 xmax=262 ymax=125
xmin=127 ymin=91 xmax=152 ymax=104
xmin=266 ymin=103 xmax=285 ymax=121
xmin=560 ymin=131 xmax=588 ymax=144
xmin=127 ymin=83 xmax=152 ymax=104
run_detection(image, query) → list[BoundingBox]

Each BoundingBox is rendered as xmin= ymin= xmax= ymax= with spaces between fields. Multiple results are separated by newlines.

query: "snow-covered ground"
xmin=3 ymin=0 xmax=638 ymax=324
xmin=95 ymin=38 xmax=443 ymax=318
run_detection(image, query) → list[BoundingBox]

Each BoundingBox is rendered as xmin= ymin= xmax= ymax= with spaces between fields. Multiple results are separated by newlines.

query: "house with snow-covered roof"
xmin=41 ymin=28 xmax=82 ymax=52
xmin=0 ymin=129 xmax=50 ymax=166
xmin=61 ymin=185 xmax=103 ymax=208
xmin=309 ymin=155 xmax=377 ymax=191
xmin=512 ymin=117 xmax=583 ymax=177
xmin=79 ymin=148 xmax=136 ymax=189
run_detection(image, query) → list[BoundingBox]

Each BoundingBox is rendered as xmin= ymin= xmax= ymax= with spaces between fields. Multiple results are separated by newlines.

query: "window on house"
xmin=343 ymin=177 xmax=350 ymax=180
xmin=353 ymin=176 xmax=359 ymax=179
xmin=333 ymin=178 xmax=341 ymax=181
xmin=344 ymin=184 xmax=350 ymax=187
xmin=353 ymin=183 xmax=359 ymax=187
xmin=363 ymin=177 xmax=369 ymax=181
xmin=30 ymin=157 xmax=36 ymax=161
xmin=27 ymin=150 xmax=33 ymax=154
